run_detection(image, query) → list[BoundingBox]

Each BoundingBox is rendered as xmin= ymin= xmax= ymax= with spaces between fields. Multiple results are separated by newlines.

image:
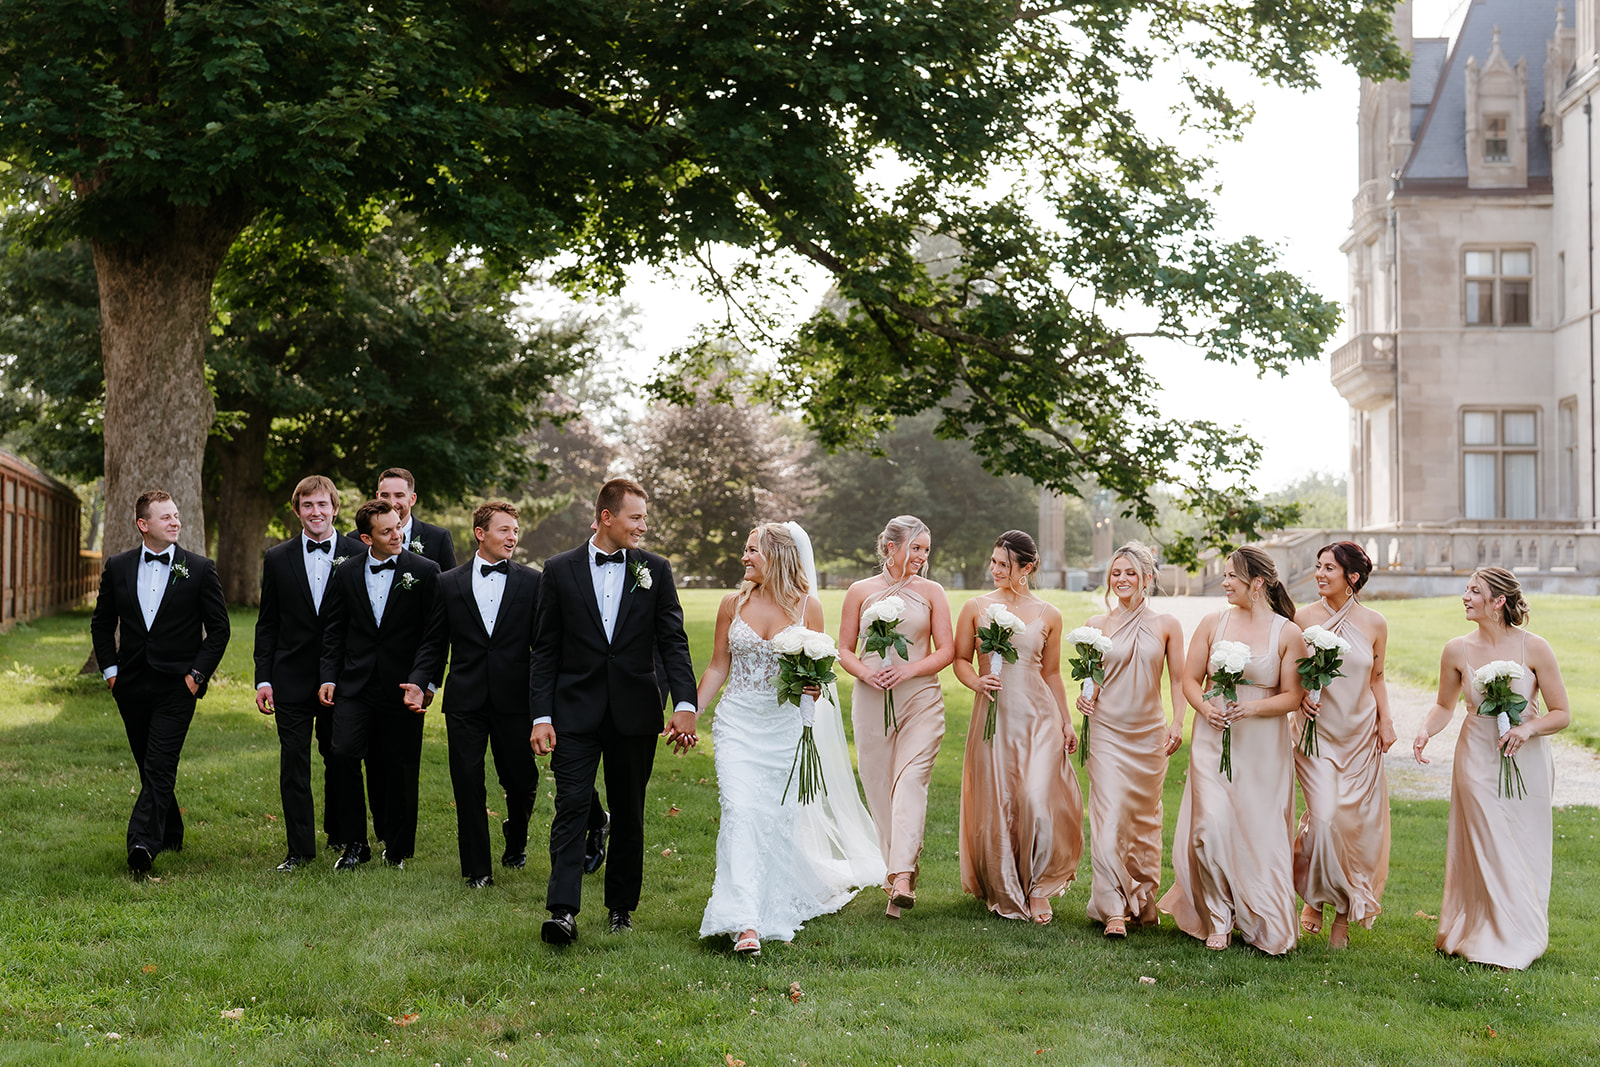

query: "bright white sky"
xmin=604 ymin=1 xmax=1470 ymax=493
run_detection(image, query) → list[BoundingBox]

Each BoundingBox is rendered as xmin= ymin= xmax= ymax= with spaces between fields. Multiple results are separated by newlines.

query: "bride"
xmin=696 ymin=522 xmax=884 ymax=956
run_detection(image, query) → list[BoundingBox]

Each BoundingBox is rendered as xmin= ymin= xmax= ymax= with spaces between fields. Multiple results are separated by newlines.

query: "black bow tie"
xmin=370 ymin=559 xmax=397 ymax=574
xmin=143 ymin=551 xmax=170 ymax=565
xmin=306 ymin=539 xmax=331 ymax=554
xmin=480 ymin=560 xmax=509 ymax=577
xmin=594 ymin=550 xmax=625 ymax=567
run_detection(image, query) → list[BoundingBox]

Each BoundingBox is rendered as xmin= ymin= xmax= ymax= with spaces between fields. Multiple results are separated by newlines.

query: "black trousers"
xmin=330 ymin=692 xmax=426 ymax=860
xmin=274 ymin=701 xmax=343 ymax=858
xmin=445 ymin=706 xmax=538 ymax=878
xmin=545 ymin=717 xmax=656 ymax=916
xmin=114 ymin=666 xmax=196 ymax=856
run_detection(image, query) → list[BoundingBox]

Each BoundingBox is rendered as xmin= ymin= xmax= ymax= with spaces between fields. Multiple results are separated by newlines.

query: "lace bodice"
xmin=726 ymin=614 xmax=783 ymax=696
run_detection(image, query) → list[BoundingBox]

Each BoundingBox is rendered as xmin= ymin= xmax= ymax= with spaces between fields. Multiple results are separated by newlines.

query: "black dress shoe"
xmin=334 ymin=841 xmax=372 ymax=871
xmin=583 ymin=810 xmax=610 ymax=874
xmin=541 ymin=911 xmax=578 ymax=946
xmin=608 ymin=909 xmax=632 ymax=934
xmin=466 ymin=874 xmax=494 ymax=889
xmin=274 ymin=854 xmax=310 ymax=872
xmin=501 ymin=819 xmax=527 ymax=868
xmin=127 ymin=845 xmax=153 ymax=873
xmin=381 ymin=848 xmax=406 ymax=870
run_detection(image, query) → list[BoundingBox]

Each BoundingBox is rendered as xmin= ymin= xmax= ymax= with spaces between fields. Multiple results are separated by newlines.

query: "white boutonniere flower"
xmin=332 ymin=555 xmax=349 ymax=568
xmin=408 ymin=537 xmax=425 ymax=554
xmin=629 ymin=560 xmax=652 ymax=591
xmin=398 ymin=571 xmax=419 ymax=590
xmin=169 ymin=560 xmax=190 ymax=586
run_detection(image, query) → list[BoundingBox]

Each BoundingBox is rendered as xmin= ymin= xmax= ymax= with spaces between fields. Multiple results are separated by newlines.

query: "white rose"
xmin=1210 ymin=640 xmax=1251 ymax=675
xmin=860 ymin=601 xmax=883 ymax=626
xmin=1064 ymin=626 xmax=1102 ymax=647
xmin=876 ymin=596 xmax=906 ymax=622
xmin=800 ymin=630 xmax=838 ymax=661
xmin=770 ymin=628 xmax=805 ymax=655
xmin=1303 ymin=625 xmax=1340 ymax=652
xmin=1092 ymin=634 xmax=1113 ymax=656
xmin=985 ymin=605 xmax=1025 ymax=634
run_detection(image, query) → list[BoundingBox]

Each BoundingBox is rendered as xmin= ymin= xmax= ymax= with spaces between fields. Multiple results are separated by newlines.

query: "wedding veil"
xmin=783 ymin=521 xmax=887 ymax=892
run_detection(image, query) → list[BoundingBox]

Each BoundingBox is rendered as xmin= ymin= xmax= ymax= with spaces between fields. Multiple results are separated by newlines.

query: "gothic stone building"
xmin=1326 ymin=0 xmax=1600 ymax=594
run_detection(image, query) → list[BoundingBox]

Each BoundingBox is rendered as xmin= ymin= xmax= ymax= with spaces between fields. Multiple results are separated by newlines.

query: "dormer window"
xmin=1484 ymin=115 xmax=1509 ymax=162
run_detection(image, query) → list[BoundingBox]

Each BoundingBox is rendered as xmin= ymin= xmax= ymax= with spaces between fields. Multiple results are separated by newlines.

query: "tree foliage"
xmin=630 ymin=384 xmax=816 ymax=586
xmin=0 ymin=0 xmax=1407 ymax=559
xmin=806 ymin=409 xmax=1056 ymax=587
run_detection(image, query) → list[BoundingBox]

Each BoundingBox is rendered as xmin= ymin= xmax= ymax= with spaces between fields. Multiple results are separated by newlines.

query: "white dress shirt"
xmin=365 ymin=550 xmax=398 ymax=626
xmin=471 ymin=552 xmax=507 ymax=636
xmin=399 ymin=518 xmax=415 ymax=550
xmin=104 ymin=543 xmax=173 ymax=680
xmin=302 ymin=532 xmax=336 ymax=612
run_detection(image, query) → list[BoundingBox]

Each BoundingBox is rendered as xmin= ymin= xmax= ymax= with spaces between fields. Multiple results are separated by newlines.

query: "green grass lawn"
xmin=0 ymin=595 xmax=1596 ymax=1066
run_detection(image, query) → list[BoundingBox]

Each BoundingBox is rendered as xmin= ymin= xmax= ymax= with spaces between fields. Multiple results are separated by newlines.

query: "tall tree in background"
xmin=630 ymin=385 xmax=815 ymax=585
xmin=806 ymin=410 xmax=1068 ymax=587
xmin=0 ymin=1 xmax=1407 ymax=557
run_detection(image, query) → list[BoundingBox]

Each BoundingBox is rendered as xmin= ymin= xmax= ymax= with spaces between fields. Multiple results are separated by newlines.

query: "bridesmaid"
xmin=1076 ymin=541 xmax=1185 ymax=938
xmin=1158 ymin=545 xmax=1305 ymax=953
xmin=954 ymin=530 xmax=1082 ymax=924
xmin=838 ymin=515 xmax=954 ymax=920
xmin=1413 ymin=567 xmax=1570 ymax=971
xmin=1293 ymin=541 xmax=1395 ymax=949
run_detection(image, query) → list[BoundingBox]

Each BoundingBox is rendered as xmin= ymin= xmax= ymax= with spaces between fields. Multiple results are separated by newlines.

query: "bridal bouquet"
xmin=1473 ymin=660 xmax=1530 ymax=799
xmin=1203 ymin=640 xmax=1252 ymax=781
xmin=1295 ymin=625 xmax=1352 ymax=757
xmin=860 ymin=595 xmax=911 ymax=735
xmin=976 ymin=603 xmax=1026 ymax=743
xmin=1065 ymin=626 xmax=1112 ymax=766
xmin=773 ymin=626 xmax=838 ymax=805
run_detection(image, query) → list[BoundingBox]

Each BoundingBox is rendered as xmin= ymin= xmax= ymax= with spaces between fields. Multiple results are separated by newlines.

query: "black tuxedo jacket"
xmin=409 ymin=558 xmax=540 ymax=718
xmin=253 ymin=533 xmax=365 ymax=706
xmin=319 ymin=549 xmax=441 ymax=701
xmin=349 ymin=516 xmax=455 ymax=571
xmin=90 ymin=545 xmax=230 ymax=691
xmin=529 ymin=544 xmax=696 ymax=736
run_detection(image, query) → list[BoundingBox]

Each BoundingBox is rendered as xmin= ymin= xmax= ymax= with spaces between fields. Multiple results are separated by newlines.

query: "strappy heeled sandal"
xmin=734 ymin=933 xmax=761 ymax=957
xmin=1104 ymin=917 xmax=1127 ymax=939
xmin=1029 ymin=895 xmax=1053 ymax=925
xmin=888 ymin=874 xmax=916 ymax=910
xmin=1300 ymin=903 xmax=1324 ymax=935
xmin=1204 ymin=932 xmax=1230 ymax=951
xmin=1328 ymin=914 xmax=1350 ymax=950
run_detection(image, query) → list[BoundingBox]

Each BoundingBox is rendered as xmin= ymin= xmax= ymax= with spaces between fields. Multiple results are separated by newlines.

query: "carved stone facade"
xmin=1336 ymin=0 xmax=1598 ymax=545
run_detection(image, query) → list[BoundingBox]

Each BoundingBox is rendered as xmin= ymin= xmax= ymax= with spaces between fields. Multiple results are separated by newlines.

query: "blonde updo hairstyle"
xmin=877 ymin=514 xmax=931 ymax=578
xmin=1471 ymin=566 xmax=1529 ymax=627
xmin=735 ymin=522 xmax=811 ymax=624
xmin=1104 ymin=540 xmax=1159 ymax=609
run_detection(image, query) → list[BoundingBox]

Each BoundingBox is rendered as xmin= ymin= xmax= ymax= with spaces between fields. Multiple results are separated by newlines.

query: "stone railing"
xmin=1214 ymin=527 xmax=1600 ymax=598
xmin=1329 ymin=332 xmax=1396 ymax=380
xmin=1351 ymin=178 xmax=1386 ymax=222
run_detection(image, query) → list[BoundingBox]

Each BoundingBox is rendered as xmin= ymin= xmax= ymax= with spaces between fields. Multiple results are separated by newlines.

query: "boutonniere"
xmin=332 ymin=555 xmax=349 ymax=568
xmin=398 ymin=571 xmax=419 ymax=591
xmin=629 ymin=560 xmax=652 ymax=592
xmin=168 ymin=560 xmax=190 ymax=586
xmin=408 ymin=537 xmax=425 ymax=554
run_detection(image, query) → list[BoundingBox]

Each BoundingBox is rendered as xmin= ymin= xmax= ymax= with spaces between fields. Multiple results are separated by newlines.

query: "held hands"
xmin=255 ymin=685 xmax=275 ymax=715
xmin=871 ymin=665 xmax=909 ymax=691
xmin=318 ymin=682 xmax=336 ymax=707
xmin=530 ymin=722 xmax=557 ymax=756
xmin=398 ymin=683 xmax=433 ymax=714
xmin=663 ymin=709 xmax=700 ymax=754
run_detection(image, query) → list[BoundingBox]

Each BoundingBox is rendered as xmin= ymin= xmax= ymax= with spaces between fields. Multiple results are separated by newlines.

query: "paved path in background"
xmin=1147 ymin=596 xmax=1600 ymax=807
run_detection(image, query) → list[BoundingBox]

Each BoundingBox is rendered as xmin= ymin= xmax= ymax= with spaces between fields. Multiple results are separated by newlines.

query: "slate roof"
xmin=1400 ymin=0 xmax=1564 ymax=186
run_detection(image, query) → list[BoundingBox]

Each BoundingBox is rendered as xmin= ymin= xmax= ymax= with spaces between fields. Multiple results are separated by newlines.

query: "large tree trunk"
xmin=93 ymin=203 xmax=246 ymax=559
xmin=212 ymin=405 xmax=274 ymax=605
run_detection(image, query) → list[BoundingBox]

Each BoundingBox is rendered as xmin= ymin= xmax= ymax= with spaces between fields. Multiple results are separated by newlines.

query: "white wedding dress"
xmin=699 ymin=612 xmax=885 ymax=941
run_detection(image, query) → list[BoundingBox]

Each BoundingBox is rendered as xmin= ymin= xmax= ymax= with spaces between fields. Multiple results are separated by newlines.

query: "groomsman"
xmin=405 ymin=501 xmax=540 ymax=888
xmin=531 ymin=478 xmax=698 ymax=942
xmin=367 ymin=467 xmax=456 ymax=570
xmin=319 ymin=500 xmax=441 ymax=870
xmin=253 ymin=475 xmax=364 ymax=870
xmin=90 ymin=490 xmax=230 ymax=874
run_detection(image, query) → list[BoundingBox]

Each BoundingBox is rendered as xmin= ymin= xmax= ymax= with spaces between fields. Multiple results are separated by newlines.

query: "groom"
xmin=530 ymin=478 xmax=698 ymax=944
